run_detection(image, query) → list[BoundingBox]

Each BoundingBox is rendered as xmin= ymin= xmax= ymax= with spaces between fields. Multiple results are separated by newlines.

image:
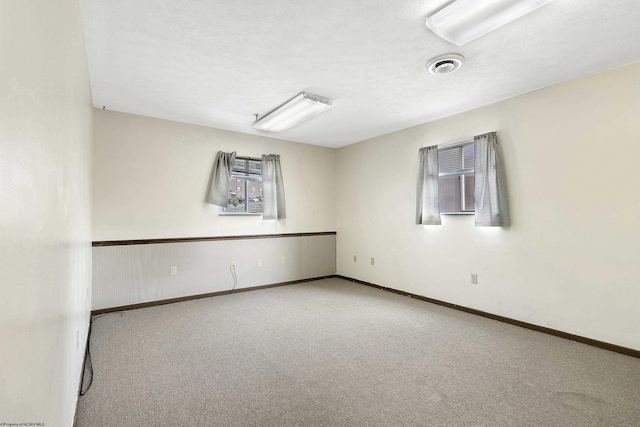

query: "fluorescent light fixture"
xmin=425 ymin=0 xmax=553 ymax=46
xmin=254 ymin=92 xmax=333 ymax=132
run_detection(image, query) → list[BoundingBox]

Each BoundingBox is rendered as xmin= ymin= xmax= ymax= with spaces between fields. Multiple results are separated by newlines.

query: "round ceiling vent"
xmin=426 ymin=54 xmax=464 ymax=75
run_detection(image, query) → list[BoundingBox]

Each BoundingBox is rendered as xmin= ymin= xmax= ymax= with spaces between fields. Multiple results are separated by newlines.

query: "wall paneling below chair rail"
xmin=92 ymin=233 xmax=336 ymax=310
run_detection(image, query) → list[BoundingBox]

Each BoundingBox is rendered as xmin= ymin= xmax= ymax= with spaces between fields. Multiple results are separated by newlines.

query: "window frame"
xmin=219 ymin=156 xmax=264 ymax=216
xmin=438 ymin=139 xmax=475 ymax=215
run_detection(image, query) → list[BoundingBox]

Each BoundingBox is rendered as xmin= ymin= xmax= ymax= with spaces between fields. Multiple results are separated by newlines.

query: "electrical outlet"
xmin=471 ymin=273 xmax=478 ymax=284
xmin=230 ymin=261 xmax=236 ymax=267
xmin=170 ymin=266 xmax=178 ymax=276
xmin=371 ymin=257 xmax=375 ymax=266
xmin=281 ymin=256 xmax=285 ymax=264
xmin=353 ymin=255 xmax=357 ymax=262
xmin=257 ymin=258 xmax=262 ymax=267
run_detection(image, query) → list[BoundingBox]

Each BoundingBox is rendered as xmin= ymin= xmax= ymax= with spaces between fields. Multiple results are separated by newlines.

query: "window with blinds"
xmin=438 ymin=141 xmax=475 ymax=213
xmin=224 ymin=157 xmax=263 ymax=214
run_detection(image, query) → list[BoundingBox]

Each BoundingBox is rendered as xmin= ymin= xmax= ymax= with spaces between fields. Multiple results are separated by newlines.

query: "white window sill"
xmin=219 ymin=212 xmax=263 ymax=216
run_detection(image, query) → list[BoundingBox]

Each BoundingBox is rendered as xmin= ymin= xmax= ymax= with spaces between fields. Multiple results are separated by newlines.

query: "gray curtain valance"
xmin=207 ymin=151 xmax=236 ymax=207
xmin=474 ymin=132 xmax=510 ymax=226
xmin=262 ymin=154 xmax=286 ymax=220
xmin=416 ymin=146 xmax=441 ymax=225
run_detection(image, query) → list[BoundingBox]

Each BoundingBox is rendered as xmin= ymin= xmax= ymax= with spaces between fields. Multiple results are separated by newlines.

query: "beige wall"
xmin=0 ymin=1 xmax=93 ymax=425
xmin=93 ymin=110 xmax=336 ymax=241
xmin=336 ymin=61 xmax=640 ymax=350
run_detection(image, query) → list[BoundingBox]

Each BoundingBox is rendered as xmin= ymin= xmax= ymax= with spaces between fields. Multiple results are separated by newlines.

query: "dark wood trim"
xmin=92 ymin=231 xmax=337 ymax=247
xmin=336 ymin=275 xmax=640 ymax=359
xmin=91 ymin=275 xmax=337 ymax=315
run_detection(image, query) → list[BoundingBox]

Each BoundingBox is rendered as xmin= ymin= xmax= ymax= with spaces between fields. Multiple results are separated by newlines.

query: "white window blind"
xmin=438 ymin=141 xmax=475 ymax=213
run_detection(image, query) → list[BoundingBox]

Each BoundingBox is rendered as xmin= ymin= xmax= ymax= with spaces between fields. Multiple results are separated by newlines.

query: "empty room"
xmin=2 ymin=0 xmax=640 ymax=426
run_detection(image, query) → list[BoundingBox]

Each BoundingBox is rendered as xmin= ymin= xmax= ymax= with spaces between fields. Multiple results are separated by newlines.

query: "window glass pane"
xmin=463 ymin=143 xmax=474 ymax=169
xmin=463 ymin=173 xmax=475 ymax=211
xmin=439 ymin=175 xmax=461 ymax=213
xmin=247 ymin=181 xmax=263 ymax=213
xmin=225 ymin=177 xmax=263 ymax=213
xmin=224 ymin=156 xmax=263 ymax=214
xmin=227 ymin=178 xmax=247 ymax=212
xmin=437 ymin=141 xmax=474 ymax=213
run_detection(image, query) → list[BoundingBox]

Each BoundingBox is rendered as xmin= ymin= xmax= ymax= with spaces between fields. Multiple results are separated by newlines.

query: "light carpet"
xmin=75 ymin=278 xmax=640 ymax=426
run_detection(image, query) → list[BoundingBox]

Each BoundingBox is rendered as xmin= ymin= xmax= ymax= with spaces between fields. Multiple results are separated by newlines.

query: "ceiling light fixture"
xmin=425 ymin=0 xmax=553 ymax=46
xmin=426 ymin=54 xmax=464 ymax=74
xmin=254 ymin=92 xmax=333 ymax=132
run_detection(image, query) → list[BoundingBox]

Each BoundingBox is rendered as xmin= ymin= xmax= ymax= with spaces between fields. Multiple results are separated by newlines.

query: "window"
xmin=223 ymin=157 xmax=263 ymax=214
xmin=438 ymin=141 xmax=475 ymax=214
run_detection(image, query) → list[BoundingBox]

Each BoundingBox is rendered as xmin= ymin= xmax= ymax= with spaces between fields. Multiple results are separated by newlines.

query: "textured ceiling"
xmin=80 ymin=0 xmax=640 ymax=148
